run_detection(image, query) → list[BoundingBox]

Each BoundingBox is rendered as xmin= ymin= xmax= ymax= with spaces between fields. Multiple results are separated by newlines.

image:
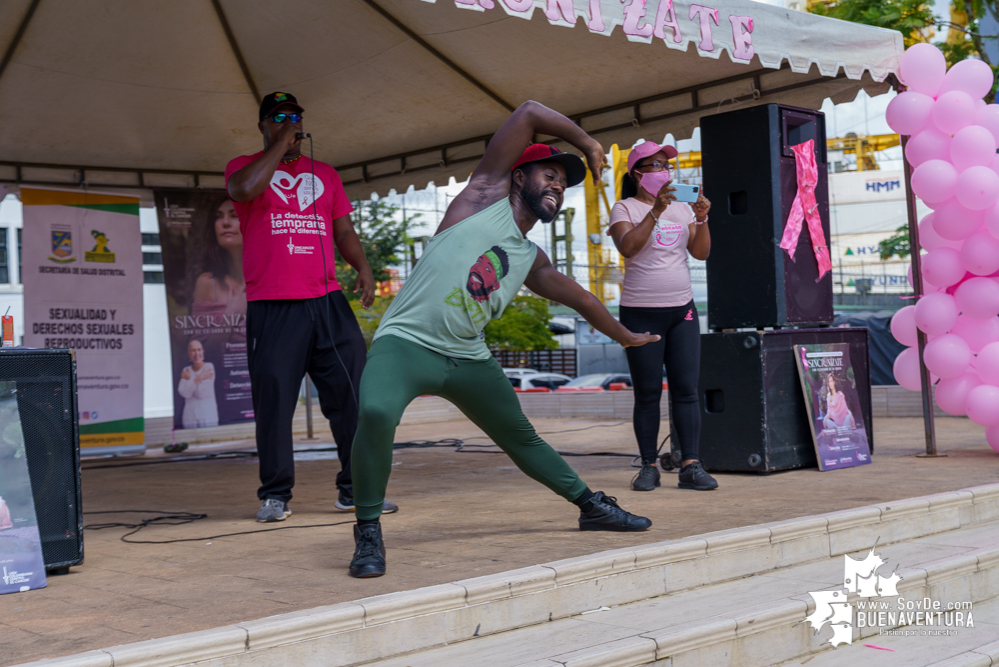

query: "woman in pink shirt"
xmin=609 ymin=141 xmax=718 ymax=493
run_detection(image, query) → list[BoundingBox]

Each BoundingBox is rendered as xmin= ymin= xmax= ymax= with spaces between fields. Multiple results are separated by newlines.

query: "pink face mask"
xmin=638 ymin=169 xmax=672 ymax=197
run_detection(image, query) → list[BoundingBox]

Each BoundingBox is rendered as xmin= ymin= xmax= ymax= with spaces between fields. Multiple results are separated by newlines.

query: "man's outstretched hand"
xmin=621 ymin=331 xmax=661 ymax=348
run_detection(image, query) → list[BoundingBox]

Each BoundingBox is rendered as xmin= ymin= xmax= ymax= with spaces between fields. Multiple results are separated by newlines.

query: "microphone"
xmin=296 ymin=132 xmax=311 ymax=140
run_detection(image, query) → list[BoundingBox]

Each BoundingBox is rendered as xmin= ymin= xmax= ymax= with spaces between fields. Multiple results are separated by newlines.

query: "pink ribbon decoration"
xmin=779 ymin=139 xmax=832 ymax=282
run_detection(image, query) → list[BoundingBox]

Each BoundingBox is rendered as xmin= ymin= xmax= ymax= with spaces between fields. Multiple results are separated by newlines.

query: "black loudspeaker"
xmin=0 ymin=349 xmax=83 ymax=571
xmin=698 ymin=329 xmax=872 ymax=473
xmin=701 ymin=104 xmax=834 ymax=330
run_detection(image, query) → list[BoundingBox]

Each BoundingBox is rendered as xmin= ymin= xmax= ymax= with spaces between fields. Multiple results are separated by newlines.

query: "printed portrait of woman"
xmin=177 ymin=339 xmax=219 ymax=428
xmin=821 ymin=373 xmax=857 ymax=430
xmin=191 ymin=196 xmax=246 ymax=322
xmin=0 ymin=495 xmax=13 ymax=529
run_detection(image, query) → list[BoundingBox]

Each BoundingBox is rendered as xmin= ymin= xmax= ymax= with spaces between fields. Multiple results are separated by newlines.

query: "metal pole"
xmin=304 ymin=374 xmax=315 ymax=440
xmin=900 ymin=134 xmax=941 ymax=457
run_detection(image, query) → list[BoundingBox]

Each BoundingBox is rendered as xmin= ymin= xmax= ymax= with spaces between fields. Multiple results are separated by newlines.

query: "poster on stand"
xmin=154 ymin=189 xmax=251 ymax=429
xmin=793 ymin=343 xmax=872 ymax=471
xmin=0 ymin=381 xmax=47 ymax=594
xmin=21 ymin=188 xmax=144 ymax=455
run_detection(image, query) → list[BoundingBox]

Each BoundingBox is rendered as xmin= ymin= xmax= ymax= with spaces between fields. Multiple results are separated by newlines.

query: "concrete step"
xmin=15 ymin=484 xmax=999 ymax=667
xmin=362 ymin=520 xmax=999 ymax=667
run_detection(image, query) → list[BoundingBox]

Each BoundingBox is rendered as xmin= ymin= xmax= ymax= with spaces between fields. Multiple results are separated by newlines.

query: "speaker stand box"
xmin=698 ymin=328 xmax=872 ymax=473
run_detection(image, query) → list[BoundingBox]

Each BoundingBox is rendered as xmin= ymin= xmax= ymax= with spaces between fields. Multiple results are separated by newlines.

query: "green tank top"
xmin=375 ymin=198 xmax=538 ymax=360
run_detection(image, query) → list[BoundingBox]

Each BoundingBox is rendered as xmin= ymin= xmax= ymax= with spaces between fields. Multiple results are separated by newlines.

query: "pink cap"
xmin=627 ymin=141 xmax=679 ymax=174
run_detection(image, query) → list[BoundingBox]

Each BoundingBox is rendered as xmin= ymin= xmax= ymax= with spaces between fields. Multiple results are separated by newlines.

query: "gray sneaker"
xmin=256 ymin=498 xmax=291 ymax=523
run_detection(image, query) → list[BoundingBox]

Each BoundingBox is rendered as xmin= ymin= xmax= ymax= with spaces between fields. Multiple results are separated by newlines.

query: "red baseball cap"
xmin=511 ymin=144 xmax=586 ymax=187
xmin=627 ymin=141 xmax=679 ymax=174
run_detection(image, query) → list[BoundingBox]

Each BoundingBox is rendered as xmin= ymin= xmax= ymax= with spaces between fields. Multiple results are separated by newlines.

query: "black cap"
xmin=259 ymin=92 xmax=304 ymax=122
xmin=512 ymin=144 xmax=587 ymax=188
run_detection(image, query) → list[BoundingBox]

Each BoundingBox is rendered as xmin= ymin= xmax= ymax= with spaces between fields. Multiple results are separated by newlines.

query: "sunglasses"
xmin=268 ymin=113 xmax=303 ymax=124
xmin=636 ymin=160 xmax=674 ymax=172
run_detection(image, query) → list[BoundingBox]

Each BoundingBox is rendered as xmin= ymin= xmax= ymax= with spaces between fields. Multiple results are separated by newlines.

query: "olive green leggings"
xmin=350 ymin=335 xmax=588 ymax=520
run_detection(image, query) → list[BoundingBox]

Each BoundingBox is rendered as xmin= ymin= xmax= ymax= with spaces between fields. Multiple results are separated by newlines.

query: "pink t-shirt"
xmin=610 ymin=197 xmax=694 ymax=308
xmin=225 ymin=153 xmax=354 ymax=301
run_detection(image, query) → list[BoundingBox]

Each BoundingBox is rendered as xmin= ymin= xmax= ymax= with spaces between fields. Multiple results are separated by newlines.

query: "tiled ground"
xmin=2 ymin=415 xmax=996 ymax=666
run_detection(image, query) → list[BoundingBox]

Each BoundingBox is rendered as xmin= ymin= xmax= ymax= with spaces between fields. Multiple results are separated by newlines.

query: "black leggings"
xmin=620 ymin=301 xmax=701 ymax=464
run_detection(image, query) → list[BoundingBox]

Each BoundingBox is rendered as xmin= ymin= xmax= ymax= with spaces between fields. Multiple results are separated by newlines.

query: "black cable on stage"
xmin=83 ymin=509 xmax=355 ymax=544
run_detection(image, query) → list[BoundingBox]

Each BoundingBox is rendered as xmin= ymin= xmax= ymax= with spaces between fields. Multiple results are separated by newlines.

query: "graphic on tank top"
xmin=653 ymin=219 xmax=685 ymax=248
xmin=445 ymin=245 xmax=512 ymax=329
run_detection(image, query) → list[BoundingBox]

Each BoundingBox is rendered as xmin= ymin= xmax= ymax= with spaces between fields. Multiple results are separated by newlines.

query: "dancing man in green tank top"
xmin=349 ymin=101 xmax=662 ymax=578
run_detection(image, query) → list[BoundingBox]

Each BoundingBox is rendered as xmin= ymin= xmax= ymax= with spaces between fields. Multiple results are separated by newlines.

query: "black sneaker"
xmin=335 ymin=490 xmax=399 ymax=514
xmin=579 ymin=492 xmax=652 ymax=532
xmin=631 ymin=463 xmax=661 ymax=491
xmin=678 ymin=461 xmax=719 ymax=490
xmin=349 ymin=522 xmax=386 ymax=578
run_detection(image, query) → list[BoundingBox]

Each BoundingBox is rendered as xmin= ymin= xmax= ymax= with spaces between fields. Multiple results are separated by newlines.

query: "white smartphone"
xmin=672 ymin=183 xmax=700 ymax=204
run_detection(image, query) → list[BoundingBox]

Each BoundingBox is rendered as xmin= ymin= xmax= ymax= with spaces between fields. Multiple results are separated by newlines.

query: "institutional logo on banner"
xmin=21 ymin=187 xmax=144 ymax=451
xmin=154 ymin=189 xmax=252 ymax=429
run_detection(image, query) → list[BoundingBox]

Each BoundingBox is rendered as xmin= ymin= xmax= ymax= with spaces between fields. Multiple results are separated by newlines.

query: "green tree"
xmin=879 ymin=224 xmax=912 ymax=259
xmin=484 ymin=295 xmax=559 ymax=351
xmin=336 ymin=199 xmax=417 ymax=301
xmin=348 ymin=295 xmax=394 ymax=348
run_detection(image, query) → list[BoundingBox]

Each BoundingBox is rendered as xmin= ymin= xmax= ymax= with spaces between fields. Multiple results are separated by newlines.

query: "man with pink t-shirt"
xmin=226 ymin=91 xmax=398 ymax=523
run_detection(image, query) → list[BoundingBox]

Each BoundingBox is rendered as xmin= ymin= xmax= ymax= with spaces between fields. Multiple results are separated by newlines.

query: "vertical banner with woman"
xmin=155 ymin=189 xmax=251 ymax=428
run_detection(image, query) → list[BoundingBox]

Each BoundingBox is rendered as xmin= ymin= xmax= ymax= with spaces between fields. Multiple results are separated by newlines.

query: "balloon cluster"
xmin=886 ymin=44 xmax=999 ymax=451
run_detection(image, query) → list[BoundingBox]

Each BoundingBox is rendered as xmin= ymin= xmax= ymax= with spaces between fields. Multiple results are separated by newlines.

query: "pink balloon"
xmin=935 ymin=371 xmax=982 ymax=415
xmin=923 ymin=333 xmax=972 ymax=379
xmin=976 ymin=105 xmax=999 ymax=144
xmin=915 ymin=291 xmax=959 ymax=334
xmin=891 ymin=305 xmax=919 ymax=346
xmin=950 ymin=314 xmax=999 ymax=352
xmin=905 ymin=128 xmax=953 ymax=168
xmin=932 ymin=91 xmax=978 ymax=135
xmin=955 ymin=277 xmax=999 ymax=319
xmin=923 ymin=247 xmax=968 ymax=287
xmin=960 ymin=230 xmax=999 ymax=275
xmin=894 ymin=347 xmax=923 ymax=391
xmin=940 ymin=58 xmax=996 ymax=99
xmin=956 ymin=166 xmax=999 ymax=210
xmin=975 ymin=341 xmax=999 ymax=385
xmin=919 ymin=212 xmax=962 ymax=250
xmin=912 ymin=159 xmax=959 ymax=204
xmin=951 ymin=125 xmax=998 ymax=172
xmin=910 ymin=262 xmax=941 ymax=292
xmin=966 ymin=384 xmax=999 ymax=425
xmin=986 ymin=424 xmax=999 ymax=453
xmin=887 ymin=92 xmax=935 ymax=136
xmin=900 ymin=43 xmax=948 ymax=97
xmin=933 ymin=199 xmax=984 ymax=240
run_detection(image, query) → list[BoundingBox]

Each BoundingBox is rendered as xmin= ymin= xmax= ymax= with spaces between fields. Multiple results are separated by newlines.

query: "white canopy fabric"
xmin=0 ymin=0 xmax=903 ymax=198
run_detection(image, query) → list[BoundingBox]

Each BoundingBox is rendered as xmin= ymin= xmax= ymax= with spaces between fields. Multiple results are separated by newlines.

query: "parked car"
xmin=510 ymin=373 xmax=573 ymax=390
xmin=556 ymin=373 xmax=633 ymax=391
xmin=502 ymin=368 xmax=541 ymax=379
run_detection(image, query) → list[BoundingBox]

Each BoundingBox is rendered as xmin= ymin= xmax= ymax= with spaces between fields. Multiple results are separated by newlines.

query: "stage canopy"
xmin=0 ymin=0 xmax=903 ymax=198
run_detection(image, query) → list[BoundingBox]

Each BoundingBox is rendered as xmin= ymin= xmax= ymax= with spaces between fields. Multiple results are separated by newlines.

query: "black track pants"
xmin=247 ymin=290 xmax=366 ymax=503
xmin=619 ymin=301 xmax=702 ymax=464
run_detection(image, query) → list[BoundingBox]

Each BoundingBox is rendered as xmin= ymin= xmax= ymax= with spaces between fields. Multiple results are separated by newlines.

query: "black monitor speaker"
xmin=0 ymin=349 xmax=83 ymax=571
xmin=697 ymin=328 xmax=872 ymax=473
xmin=701 ymin=104 xmax=834 ymax=330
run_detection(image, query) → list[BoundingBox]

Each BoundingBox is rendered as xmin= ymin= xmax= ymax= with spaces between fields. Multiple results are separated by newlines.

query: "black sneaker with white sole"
xmin=578 ymin=491 xmax=652 ymax=532
xmin=349 ymin=522 xmax=386 ymax=578
xmin=678 ymin=461 xmax=719 ymax=490
xmin=631 ymin=463 xmax=661 ymax=491
xmin=335 ymin=490 xmax=399 ymax=514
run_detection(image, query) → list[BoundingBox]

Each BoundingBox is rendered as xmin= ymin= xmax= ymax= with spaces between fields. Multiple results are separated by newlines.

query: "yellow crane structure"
xmin=581 ymin=133 xmax=900 ymax=302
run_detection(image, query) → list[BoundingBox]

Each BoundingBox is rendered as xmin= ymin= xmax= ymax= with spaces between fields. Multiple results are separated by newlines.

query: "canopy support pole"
xmin=900 ymin=132 xmax=942 ymax=458
xmin=0 ymin=0 xmax=41 ymax=85
xmin=211 ymin=0 xmax=261 ymax=104
xmin=361 ymin=0 xmax=514 ymax=112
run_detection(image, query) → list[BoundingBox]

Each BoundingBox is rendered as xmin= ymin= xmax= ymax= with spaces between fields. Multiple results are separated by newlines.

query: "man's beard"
xmin=521 ymin=183 xmax=561 ymax=223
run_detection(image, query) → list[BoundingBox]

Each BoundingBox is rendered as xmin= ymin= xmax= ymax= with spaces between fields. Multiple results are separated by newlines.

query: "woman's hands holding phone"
xmin=691 ymin=192 xmax=711 ymax=222
xmin=651 ymin=180 xmax=677 ymax=218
